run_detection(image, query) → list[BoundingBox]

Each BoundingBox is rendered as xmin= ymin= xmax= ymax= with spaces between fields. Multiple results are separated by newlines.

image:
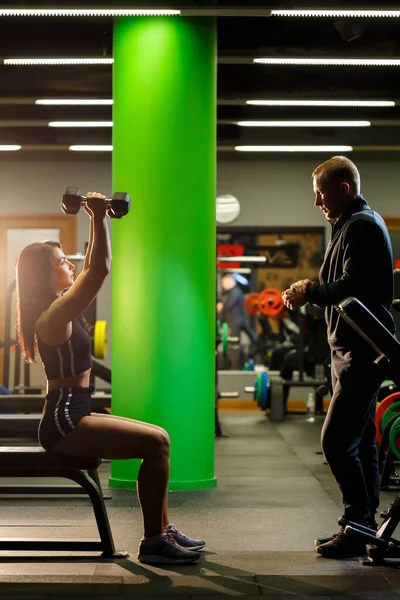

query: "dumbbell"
xmin=62 ymin=187 xmax=130 ymax=219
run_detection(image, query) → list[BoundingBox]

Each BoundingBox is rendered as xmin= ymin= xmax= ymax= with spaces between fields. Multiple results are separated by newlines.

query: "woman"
xmin=16 ymin=192 xmax=204 ymax=565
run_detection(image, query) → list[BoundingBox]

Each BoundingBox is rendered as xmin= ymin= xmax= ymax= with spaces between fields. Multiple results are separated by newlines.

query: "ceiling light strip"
xmin=0 ymin=145 xmax=21 ymax=151
xmin=271 ymin=10 xmax=400 ymax=18
xmin=7 ymin=145 xmax=400 ymax=152
xmin=254 ymin=58 xmax=400 ymax=66
xmin=218 ymin=256 xmax=266 ymax=262
xmin=37 ymin=99 xmax=114 ymax=105
xmin=49 ymin=121 xmax=114 ymax=127
xmin=236 ymin=121 xmax=371 ymax=127
xmin=235 ymin=145 xmax=354 ymax=152
xmin=246 ymin=100 xmax=395 ymax=107
xmin=69 ymin=145 xmax=113 ymax=152
xmin=4 ymin=58 xmax=113 ymax=66
xmin=0 ymin=9 xmax=180 ymax=17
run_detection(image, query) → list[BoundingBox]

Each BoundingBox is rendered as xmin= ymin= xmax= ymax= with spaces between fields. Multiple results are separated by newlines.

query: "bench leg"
xmin=88 ymin=468 xmax=112 ymax=500
xmin=64 ymin=469 xmax=127 ymax=558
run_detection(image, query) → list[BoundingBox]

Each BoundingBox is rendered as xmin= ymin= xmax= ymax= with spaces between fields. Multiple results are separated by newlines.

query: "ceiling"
xmin=2 ymin=1 xmax=400 ymax=155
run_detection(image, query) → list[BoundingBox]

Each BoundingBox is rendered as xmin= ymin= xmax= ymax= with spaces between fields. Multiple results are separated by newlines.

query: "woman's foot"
xmin=166 ymin=523 xmax=206 ymax=551
xmin=138 ymin=532 xmax=200 ymax=565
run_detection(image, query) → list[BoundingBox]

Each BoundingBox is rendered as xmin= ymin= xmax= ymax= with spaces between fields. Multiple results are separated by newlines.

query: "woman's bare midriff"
xmin=47 ymin=368 xmax=91 ymax=393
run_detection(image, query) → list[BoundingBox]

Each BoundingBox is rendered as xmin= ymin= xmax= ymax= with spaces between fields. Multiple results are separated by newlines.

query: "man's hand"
xmin=216 ymin=302 xmax=224 ymax=314
xmin=290 ymin=279 xmax=316 ymax=298
xmin=282 ymin=288 xmax=308 ymax=311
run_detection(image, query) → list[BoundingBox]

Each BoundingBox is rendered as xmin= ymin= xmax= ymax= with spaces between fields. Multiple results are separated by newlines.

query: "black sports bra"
xmin=36 ymin=319 xmax=93 ymax=380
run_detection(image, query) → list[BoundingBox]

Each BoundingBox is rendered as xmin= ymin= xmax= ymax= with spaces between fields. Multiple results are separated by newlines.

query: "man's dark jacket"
xmin=305 ymin=195 xmax=395 ymax=352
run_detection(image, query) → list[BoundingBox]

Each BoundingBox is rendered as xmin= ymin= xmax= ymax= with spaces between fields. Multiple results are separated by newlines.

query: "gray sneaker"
xmin=138 ymin=532 xmax=201 ymax=565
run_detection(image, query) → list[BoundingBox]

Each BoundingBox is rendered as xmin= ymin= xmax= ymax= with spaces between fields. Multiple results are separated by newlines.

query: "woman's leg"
xmin=52 ymin=414 xmax=169 ymax=537
xmin=92 ymin=412 xmax=170 ymax=527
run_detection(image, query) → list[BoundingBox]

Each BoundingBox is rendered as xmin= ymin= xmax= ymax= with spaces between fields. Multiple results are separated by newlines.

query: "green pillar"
xmin=110 ymin=16 xmax=217 ymax=491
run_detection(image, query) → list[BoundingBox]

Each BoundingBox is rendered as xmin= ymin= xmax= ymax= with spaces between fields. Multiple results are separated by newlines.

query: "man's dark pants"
xmin=321 ymin=349 xmax=384 ymax=526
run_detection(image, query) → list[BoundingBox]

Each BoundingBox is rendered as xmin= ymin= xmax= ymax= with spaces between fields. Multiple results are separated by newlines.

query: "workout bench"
xmin=0 ymin=447 xmax=127 ymax=558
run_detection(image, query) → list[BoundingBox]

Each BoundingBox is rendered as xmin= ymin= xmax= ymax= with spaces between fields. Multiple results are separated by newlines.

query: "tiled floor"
xmin=0 ymin=412 xmax=398 ymax=599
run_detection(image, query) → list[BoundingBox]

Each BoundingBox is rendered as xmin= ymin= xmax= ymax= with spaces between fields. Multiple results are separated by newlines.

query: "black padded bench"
xmin=0 ymin=447 xmax=126 ymax=558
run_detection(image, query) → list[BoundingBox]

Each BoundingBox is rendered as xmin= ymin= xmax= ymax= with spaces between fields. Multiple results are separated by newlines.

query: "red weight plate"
xmin=258 ymin=288 xmax=284 ymax=317
xmin=376 ymin=392 xmax=400 ymax=444
xmin=244 ymin=293 xmax=260 ymax=315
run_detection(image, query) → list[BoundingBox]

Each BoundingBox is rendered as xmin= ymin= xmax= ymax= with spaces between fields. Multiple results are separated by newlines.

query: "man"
xmin=283 ymin=156 xmax=395 ymax=559
xmin=217 ymin=273 xmax=254 ymax=369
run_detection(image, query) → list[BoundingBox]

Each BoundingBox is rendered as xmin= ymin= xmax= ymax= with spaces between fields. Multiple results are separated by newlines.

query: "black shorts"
xmin=38 ymin=386 xmax=93 ymax=451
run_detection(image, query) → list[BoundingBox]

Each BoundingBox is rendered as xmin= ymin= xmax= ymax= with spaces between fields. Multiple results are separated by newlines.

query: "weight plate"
xmin=93 ymin=320 xmax=107 ymax=360
xmin=221 ymin=322 xmax=229 ymax=357
xmin=258 ymin=288 xmax=284 ymax=317
xmin=382 ymin=401 xmax=400 ymax=436
xmin=260 ymin=371 xmax=268 ymax=410
xmin=389 ymin=415 xmax=400 ymax=460
xmin=256 ymin=374 xmax=263 ymax=408
xmin=376 ymin=392 xmax=400 ymax=443
xmin=244 ymin=293 xmax=260 ymax=315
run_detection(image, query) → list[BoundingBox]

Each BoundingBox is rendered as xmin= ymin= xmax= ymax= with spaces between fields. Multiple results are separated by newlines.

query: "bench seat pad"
xmin=0 ymin=447 xmax=100 ymax=472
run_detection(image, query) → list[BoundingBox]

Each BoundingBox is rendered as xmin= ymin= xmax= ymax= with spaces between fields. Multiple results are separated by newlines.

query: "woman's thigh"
xmin=52 ymin=414 xmax=169 ymax=460
xmin=93 ymin=411 xmax=167 ymax=434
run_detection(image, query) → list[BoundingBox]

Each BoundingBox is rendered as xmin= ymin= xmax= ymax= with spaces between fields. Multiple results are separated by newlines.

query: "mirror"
xmin=216 ymin=194 xmax=241 ymax=224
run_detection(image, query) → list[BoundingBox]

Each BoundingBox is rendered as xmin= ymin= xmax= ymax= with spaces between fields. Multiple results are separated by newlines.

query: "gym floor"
xmin=0 ymin=412 xmax=398 ymax=599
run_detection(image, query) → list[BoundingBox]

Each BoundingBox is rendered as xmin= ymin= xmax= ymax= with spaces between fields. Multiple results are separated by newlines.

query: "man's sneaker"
xmin=166 ymin=523 xmax=206 ymax=551
xmin=316 ymin=521 xmax=378 ymax=547
xmin=316 ymin=530 xmax=367 ymax=559
xmin=315 ymin=533 xmax=336 ymax=547
xmin=138 ymin=532 xmax=201 ymax=565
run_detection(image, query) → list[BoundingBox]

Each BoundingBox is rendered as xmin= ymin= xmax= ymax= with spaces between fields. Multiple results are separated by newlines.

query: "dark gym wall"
xmin=217 ymin=156 xmax=400 ymax=229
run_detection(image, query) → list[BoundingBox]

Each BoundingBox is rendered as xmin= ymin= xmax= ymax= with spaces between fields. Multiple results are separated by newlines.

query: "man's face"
xmin=221 ymin=275 xmax=236 ymax=291
xmin=313 ymin=173 xmax=348 ymax=220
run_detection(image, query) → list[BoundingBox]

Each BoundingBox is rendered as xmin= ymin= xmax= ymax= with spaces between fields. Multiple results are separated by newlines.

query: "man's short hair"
xmin=312 ymin=155 xmax=361 ymax=195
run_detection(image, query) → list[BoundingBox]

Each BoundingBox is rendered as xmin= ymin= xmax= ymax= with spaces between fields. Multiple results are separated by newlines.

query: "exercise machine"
xmin=335 ymin=296 xmax=400 ymax=565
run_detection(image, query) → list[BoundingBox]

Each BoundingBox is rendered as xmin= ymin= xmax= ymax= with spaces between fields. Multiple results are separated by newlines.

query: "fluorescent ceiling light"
xmin=0 ymin=9 xmax=180 ymax=17
xmin=0 ymin=145 xmax=21 ymax=151
xmin=49 ymin=121 xmax=113 ymax=128
xmin=218 ymin=256 xmax=266 ymax=262
xmin=235 ymin=145 xmax=353 ymax=152
xmin=37 ymin=99 xmax=114 ymax=106
xmin=254 ymin=58 xmax=400 ymax=66
xmin=69 ymin=145 xmax=113 ymax=152
xmin=220 ymin=268 xmax=252 ymax=274
xmin=271 ymin=10 xmax=400 ymax=18
xmin=246 ymin=100 xmax=395 ymax=107
xmin=237 ymin=120 xmax=370 ymax=127
xmin=4 ymin=58 xmax=113 ymax=66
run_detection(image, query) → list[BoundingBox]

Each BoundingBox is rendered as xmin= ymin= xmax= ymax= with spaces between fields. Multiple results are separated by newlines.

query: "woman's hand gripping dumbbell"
xmin=61 ymin=186 xmax=130 ymax=219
